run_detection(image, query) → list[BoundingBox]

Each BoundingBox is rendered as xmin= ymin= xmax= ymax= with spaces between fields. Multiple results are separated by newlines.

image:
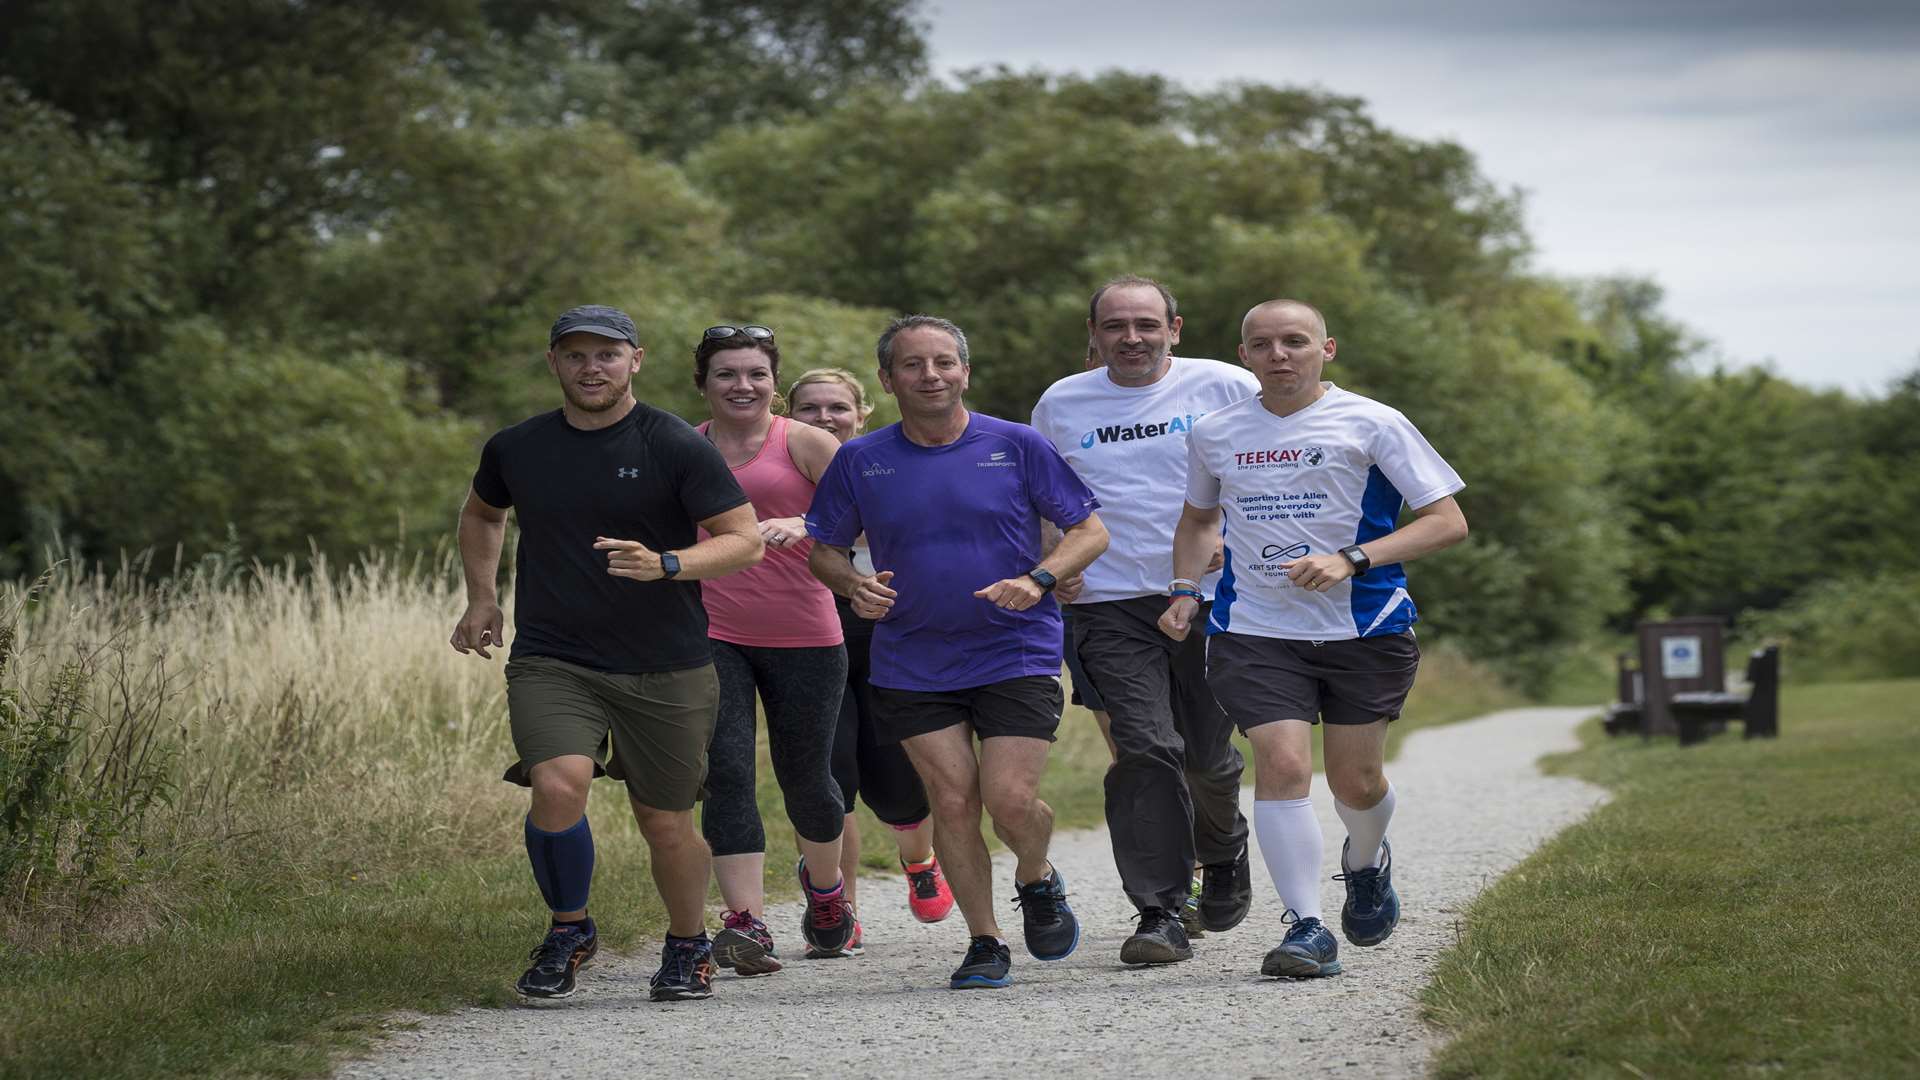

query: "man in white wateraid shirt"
xmin=1160 ymin=298 xmax=1469 ymax=980
xmin=1031 ymin=275 xmax=1258 ymax=966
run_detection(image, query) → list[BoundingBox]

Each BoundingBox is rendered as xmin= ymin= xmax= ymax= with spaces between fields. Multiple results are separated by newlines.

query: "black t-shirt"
xmin=472 ymin=404 xmax=748 ymax=674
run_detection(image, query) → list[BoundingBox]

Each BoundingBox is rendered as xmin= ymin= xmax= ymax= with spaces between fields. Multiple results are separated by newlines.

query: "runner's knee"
xmin=1327 ymin=760 xmax=1387 ymax=807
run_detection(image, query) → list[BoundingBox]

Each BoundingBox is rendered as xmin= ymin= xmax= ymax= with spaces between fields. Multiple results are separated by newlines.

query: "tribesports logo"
xmin=1079 ymin=413 xmax=1199 ymax=449
xmin=616 ymin=467 xmax=641 ymax=478
xmin=978 ymin=450 xmax=1016 ymax=468
xmin=1234 ymin=446 xmax=1324 ymax=470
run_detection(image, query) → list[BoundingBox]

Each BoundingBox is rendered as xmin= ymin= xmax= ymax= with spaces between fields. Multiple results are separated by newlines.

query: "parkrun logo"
xmin=1079 ymin=414 xmax=1197 ymax=449
xmin=861 ymin=463 xmax=896 ymax=477
xmin=1234 ymin=446 xmax=1324 ymax=469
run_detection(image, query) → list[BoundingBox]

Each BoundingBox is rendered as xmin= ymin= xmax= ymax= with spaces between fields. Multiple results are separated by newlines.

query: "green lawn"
xmin=1423 ymin=679 xmax=1920 ymax=1079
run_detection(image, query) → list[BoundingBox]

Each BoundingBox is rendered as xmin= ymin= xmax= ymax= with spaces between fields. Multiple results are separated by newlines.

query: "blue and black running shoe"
xmin=1334 ymin=838 xmax=1401 ymax=947
xmin=515 ymin=921 xmax=598 ymax=1000
xmin=950 ymin=935 xmax=1012 ymax=989
xmin=1013 ymin=865 xmax=1081 ymax=961
xmin=1260 ymin=912 xmax=1342 ymax=978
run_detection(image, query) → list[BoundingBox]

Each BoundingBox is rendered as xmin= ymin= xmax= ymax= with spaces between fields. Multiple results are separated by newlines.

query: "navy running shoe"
xmin=1334 ymin=837 xmax=1401 ymax=947
xmin=950 ymin=935 xmax=1012 ymax=989
xmin=1260 ymin=912 xmax=1343 ymax=978
xmin=1012 ymin=865 xmax=1081 ymax=961
xmin=515 ymin=921 xmax=597 ymax=1000
xmin=649 ymin=935 xmax=716 ymax=1001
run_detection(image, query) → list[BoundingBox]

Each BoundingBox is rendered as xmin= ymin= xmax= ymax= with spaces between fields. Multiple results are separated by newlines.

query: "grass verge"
xmin=1422 ymin=678 xmax=1920 ymax=1079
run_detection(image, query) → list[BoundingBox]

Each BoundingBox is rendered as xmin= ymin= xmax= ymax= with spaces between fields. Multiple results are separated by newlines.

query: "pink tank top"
xmin=697 ymin=416 xmax=843 ymax=648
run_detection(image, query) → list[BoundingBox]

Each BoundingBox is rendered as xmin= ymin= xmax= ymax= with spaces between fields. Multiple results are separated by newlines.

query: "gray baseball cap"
xmin=548 ymin=305 xmax=639 ymax=347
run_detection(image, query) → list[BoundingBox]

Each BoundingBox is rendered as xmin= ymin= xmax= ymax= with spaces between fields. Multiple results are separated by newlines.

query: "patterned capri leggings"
xmin=702 ymin=639 xmax=849 ymax=857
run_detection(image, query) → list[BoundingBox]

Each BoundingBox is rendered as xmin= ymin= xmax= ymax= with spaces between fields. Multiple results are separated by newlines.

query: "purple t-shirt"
xmin=806 ymin=412 xmax=1100 ymax=692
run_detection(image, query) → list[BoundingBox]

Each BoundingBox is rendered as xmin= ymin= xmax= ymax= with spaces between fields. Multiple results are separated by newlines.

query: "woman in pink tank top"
xmin=692 ymin=325 xmax=857 ymax=973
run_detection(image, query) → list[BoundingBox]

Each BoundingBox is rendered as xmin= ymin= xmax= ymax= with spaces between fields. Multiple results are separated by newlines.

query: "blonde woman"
xmin=788 ymin=367 xmax=954 ymax=933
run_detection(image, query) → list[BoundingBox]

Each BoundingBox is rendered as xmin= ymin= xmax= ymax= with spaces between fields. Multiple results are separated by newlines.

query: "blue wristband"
xmin=1169 ymin=587 xmax=1203 ymax=601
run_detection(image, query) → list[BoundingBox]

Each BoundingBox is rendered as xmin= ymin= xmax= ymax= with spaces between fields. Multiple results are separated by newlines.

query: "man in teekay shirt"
xmin=1162 ymin=298 xmax=1469 ymax=981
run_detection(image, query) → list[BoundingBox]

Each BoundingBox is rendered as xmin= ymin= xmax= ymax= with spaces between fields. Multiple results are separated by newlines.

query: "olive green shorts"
xmin=501 ymin=654 xmax=719 ymax=811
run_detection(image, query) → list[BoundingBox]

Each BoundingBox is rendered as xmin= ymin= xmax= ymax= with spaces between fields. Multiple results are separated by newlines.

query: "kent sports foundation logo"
xmin=1234 ymin=446 xmax=1324 ymax=470
xmin=1079 ymin=413 xmax=1198 ymax=449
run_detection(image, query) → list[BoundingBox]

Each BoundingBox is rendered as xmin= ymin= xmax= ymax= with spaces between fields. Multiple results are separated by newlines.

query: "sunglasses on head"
xmin=702 ymin=324 xmax=774 ymax=342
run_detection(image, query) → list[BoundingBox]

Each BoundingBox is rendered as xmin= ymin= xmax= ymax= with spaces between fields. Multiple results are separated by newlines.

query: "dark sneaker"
xmin=1119 ymin=906 xmax=1193 ymax=966
xmin=1199 ymin=843 xmax=1254 ymax=932
xmin=713 ymin=908 xmax=782 ymax=977
xmin=515 ymin=921 xmax=597 ymax=1000
xmin=1012 ymin=865 xmax=1081 ymax=961
xmin=798 ymin=858 xmax=857 ymax=958
xmin=648 ymin=935 xmax=716 ymax=1001
xmin=903 ymin=856 xmax=956 ymax=923
xmin=949 ymin=935 xmax=1013 ymax=989
xmin=1335 ymin=837 xmax=1400 ymax=947
xmin=1261 ymin=913 xmax=1343 ymax=978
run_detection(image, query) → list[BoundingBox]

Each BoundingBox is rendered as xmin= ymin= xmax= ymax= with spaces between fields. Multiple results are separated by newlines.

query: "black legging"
xmin=703 ymin=640 xmax=848 ymax=857
xmin=830 ymin=619 xmax=931 ymax=828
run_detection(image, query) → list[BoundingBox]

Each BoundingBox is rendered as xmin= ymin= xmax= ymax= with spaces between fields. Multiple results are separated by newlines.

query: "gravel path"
xmin=339 ymin=707 xmax=1605 ymax=1080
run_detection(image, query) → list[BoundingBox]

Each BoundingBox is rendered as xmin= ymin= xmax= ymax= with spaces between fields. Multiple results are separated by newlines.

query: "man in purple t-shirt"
xmin=807 ymin=315 xmax=1110 ymax=991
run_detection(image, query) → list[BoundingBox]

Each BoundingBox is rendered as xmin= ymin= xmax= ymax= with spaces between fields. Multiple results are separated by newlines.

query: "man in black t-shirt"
xmin=451 ymin=304 xmax=763 ymax=1003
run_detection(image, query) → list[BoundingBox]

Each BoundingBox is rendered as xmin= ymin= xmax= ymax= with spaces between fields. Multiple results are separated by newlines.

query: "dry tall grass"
xmin=2 ymin=553 xmax=529 ymax=932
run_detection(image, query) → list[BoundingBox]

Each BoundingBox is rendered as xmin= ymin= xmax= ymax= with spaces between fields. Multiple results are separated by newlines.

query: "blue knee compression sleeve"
xmin=525 ymin=815 xmax=594 ymax=913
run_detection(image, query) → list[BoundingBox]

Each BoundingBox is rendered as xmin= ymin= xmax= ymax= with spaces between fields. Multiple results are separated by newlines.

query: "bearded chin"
xmin=566 ymin=379 xmax=627 ymax=412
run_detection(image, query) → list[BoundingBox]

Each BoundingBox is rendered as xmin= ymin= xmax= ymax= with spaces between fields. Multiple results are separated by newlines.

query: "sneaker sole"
xmin=1341 ymin=917 xmax=1399 ymax=948
xmin=803 ymin=943 xmax=858 ymax=960
xmin=1029 ymin=915 xmax=1081 ymax=962
xmin=1260 ymin=953 xmax=1343 ymax=978
xmin=1119 ymin=938 xmax=1194 ymax=965
xmin=713 ymin=929 xmax=782 ymax=977
xmin=514 ymin=945 xmax=595 ymax=1001
xmin=1198 ymin=899 xmax=1252 ymax=934
xmin=648 ymin=986 xmax=714 ymax=1001
xmin=949 ymin=973 xmax=1013 ymax=989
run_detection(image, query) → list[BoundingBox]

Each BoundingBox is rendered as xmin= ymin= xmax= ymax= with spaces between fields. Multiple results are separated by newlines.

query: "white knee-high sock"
xmin=1334 ymin=782 xmax=1396 ymax=870
xmin=1253 ymin=798 xmax=1323 ymax=920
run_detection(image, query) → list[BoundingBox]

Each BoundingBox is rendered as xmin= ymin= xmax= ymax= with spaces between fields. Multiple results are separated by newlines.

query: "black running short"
xmin=1206 ymin=630 xmax=1419 ymax=731
xmin=870 ymin=676 xmax=1064 ymax=744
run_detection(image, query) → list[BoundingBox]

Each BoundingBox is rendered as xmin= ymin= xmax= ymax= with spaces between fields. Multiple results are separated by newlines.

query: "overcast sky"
xmin=925 ymin=0 xmax=1920 ymax=396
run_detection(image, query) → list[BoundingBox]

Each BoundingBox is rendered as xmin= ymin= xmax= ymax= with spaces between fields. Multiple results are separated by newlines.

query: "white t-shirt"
xmin=1184 ymin=384 xmax=1464 ymax=641
xmin=1032 ymin=356 xmax=1260 ymax=603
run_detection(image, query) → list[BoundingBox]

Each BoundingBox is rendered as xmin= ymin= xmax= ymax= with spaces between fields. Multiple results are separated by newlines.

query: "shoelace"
xmin=1011 ymin=878 xmax=1069 ymax=921
xmin=721 ymin=909 xmax=755 ymax=932
xmin=907 ymin=866 xmax=941 ymax=899
xmin=529 ymin=928 xmax=584 ymax=972
xmin=1133 ymin=907 xmax=1175 ymax=933
xmin=960 ymin=937 xmax=1003 ymax=968
xmin=1278 ymin=909 xmax=1324 ymax=942
xmin=656 ymin=939 xmax=704 ymax=985
xmin=1331 ymin=866 xmax=1384 ymax=913
xmin=808 ymin=888 xmax=847 ymax=930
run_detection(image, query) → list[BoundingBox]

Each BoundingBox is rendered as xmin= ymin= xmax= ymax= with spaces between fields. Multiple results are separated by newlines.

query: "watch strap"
xmin=1338 ymin=544 xmax=1371 ymax=576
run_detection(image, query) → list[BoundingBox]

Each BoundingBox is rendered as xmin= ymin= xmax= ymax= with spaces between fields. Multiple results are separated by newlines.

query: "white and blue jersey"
xmin=1183 ymin=384 xmax=1463 ymax=641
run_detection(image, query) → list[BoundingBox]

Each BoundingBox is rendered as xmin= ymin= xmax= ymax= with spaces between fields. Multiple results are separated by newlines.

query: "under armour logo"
xmin=616 ymin=467 xmax=640 ymax=479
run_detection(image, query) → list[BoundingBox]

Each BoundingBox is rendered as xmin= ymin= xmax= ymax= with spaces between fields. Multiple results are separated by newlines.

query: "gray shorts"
xmin=1206 ymin=630 xmax=1420 ymax=731
xmin=502 ymin=654 xmax=719 ymax=811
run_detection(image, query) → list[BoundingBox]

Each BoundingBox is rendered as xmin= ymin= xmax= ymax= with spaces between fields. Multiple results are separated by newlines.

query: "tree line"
xmin=3 ymin=0 xmax=1915 ymax=688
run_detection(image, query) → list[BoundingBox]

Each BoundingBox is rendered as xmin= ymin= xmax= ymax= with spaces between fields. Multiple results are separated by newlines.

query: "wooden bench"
xmin=1669 ymin=645 xmax=1781 ymax=746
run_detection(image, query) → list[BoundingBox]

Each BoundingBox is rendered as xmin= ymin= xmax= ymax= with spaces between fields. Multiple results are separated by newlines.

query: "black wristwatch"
xmin=1027 ymin=568 xmax=1058 ymax=592
xmin=1338 ymin=544 xmax=1371 ymax=577
xmin=660 ymin=551 xmax=682 ymax=579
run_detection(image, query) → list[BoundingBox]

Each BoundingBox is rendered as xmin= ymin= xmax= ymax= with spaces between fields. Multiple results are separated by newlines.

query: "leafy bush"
xmin=1740 ymin=572 xmax=1920 ymax=683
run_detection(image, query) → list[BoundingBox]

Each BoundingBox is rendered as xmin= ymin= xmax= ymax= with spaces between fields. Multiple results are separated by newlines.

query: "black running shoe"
xmin=515 ymin=921 xmax=598 ymax=1000
xmin=648 ymin=935 xmax=716 ymax=1001
xmin=949 ymin=935 xmax=1013 ymax=989
xmin=1199 ymin=843 xmax=1254 ymax=932
xmin=1260 ymin=912 xmax=1342 ymax=978
xmin=1012 ymin=865 xmax=1081 ymax=961
xmin=1334 ymin=838 xmax=1401 ymax=947
xmin=798 ymin=858 xmax=857 ymax=958
xmin=1119 ymin=906 xmax=1193 ymax=966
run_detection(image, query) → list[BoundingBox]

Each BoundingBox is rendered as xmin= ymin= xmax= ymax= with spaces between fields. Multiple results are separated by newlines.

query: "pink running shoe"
xmin=713 ymin=908 xmax=782 ymax=977
xmin=902 ymin=856 xmax=955 ymax=923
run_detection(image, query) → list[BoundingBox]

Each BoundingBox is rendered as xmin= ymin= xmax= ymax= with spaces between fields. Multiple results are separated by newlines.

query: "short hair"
xmin=875 ymin=315 xmax=969 ymax=372
xmin=1088 ymin=275 xmax=1178 ymax=326
xmin=1241 ymin=299 xmax=1329 ymax=341
xmin=693 ymin=327 xmax=779 ymax=388
xmin=787 ymin=367 xmax=875 ymax=422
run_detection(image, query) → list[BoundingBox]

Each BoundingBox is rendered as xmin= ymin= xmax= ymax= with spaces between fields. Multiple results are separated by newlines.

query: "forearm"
xmin=457 ymin=510 xmax=506 ymax=603
xmin=808 ymin=544 xmax=865 ymax=599
xmin=1350 ymin=502 xmax=1468 ymax=568
xmin=670 ymin=530 xmax=764 ymax=581
xmin=1170 ymin=508 xmax=1220 ymax=585
xmin=1037 ymin=513 xmax=1108 ymax=580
